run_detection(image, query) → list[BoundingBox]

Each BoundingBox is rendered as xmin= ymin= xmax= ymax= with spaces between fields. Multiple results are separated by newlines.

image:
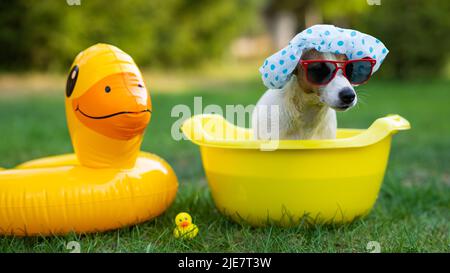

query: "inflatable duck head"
xmin=65 ymin=43 xmax=151 ymax=168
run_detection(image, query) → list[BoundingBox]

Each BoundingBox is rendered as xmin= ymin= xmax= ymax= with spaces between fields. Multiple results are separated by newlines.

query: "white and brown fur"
xmin=252 ymin=49 xmax=357 ymax=140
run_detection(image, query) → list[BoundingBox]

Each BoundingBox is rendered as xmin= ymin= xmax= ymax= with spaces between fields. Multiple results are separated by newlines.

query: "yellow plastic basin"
xmin=182 ymin=114 xmax=410 ymax=226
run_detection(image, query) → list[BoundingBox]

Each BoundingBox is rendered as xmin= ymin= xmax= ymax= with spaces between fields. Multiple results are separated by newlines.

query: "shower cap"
xmin=260 ymin=24 xmax=389 ymax=89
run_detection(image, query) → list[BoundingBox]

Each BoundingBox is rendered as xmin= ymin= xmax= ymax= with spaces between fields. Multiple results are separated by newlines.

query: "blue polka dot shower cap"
xmin=260 ymin=24 xmax=389 ymax=89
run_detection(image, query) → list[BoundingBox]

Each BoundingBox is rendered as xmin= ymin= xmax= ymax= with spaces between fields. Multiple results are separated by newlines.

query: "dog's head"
xmin=295 ymin=49 xmax=357 ymax=111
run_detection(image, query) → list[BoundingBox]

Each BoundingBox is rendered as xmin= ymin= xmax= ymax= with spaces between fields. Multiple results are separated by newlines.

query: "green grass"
xmin=0 ymin=77 xmax=449 ymax=252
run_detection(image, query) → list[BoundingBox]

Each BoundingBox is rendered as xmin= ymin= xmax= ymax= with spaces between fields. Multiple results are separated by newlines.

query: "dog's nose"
xmin=338 ymin=88 xmax=356 ymax=104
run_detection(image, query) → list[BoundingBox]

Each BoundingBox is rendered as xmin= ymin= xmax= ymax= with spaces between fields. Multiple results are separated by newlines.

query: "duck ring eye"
xmin=66 ymin=65 xmax=79 ymax=97
xmin=105 ymin=86 xmax=111 ymax=93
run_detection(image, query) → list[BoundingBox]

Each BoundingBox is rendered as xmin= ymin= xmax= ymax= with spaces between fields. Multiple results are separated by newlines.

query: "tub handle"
xmin=378 ymin=114 xmax=411 ymax=133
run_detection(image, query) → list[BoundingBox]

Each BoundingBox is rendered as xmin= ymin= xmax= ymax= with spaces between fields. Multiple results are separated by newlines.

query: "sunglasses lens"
xmin=306 ymin=62 xmax=336 ymax=85
xmin=346 ymin=60 xmax=373 ymax=84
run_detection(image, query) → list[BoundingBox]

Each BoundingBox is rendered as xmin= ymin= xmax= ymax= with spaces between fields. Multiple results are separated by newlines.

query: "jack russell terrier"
xmin=252 ymin=24 xmax=388 ymax=140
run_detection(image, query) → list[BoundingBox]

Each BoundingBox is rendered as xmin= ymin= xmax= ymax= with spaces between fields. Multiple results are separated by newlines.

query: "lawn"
xmin=0 ymin=76 xmax=448 ymax=252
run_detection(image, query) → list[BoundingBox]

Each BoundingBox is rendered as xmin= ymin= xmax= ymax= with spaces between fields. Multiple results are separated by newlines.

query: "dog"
xmin=252 ymin=48 xmax=358 ymax=140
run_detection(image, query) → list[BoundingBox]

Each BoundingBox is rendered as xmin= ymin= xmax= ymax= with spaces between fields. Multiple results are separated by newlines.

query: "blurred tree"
xmin=0 ymin=1 xmax=65 ymax=70
xmin=319 ymin=0 xmax=368 ymax=27
xmin=263 ymin=0 xmax=450 ymax=79
xmin=358 ymin=0 xmax=450 ymax=79
xmin=263 ymin=0 xmax=368 ymax=49
xmin=263 ymin=0 xmax=368 ymax=32
xmin=0 ymin=0 xmax=260 ymax=71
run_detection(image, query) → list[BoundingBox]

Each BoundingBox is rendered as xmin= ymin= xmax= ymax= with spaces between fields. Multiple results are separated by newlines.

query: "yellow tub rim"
xmin=182 ymin=114 xmax=410 ymax=150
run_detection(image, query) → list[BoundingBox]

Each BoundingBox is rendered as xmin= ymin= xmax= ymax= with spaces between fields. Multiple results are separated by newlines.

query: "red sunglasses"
xmin=299 ymin=58 xmax=376 ymax=86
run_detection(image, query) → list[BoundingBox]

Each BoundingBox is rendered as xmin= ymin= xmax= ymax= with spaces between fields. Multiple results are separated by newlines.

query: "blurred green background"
xmin=0 ymin=0 xmax=448 ymax=252
xmin=1 ymin=0 xmax=449 ymax=78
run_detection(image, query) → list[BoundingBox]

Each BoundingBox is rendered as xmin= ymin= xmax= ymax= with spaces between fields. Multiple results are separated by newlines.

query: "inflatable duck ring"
xmin=0 ymin=44 xmax=178 ymax=236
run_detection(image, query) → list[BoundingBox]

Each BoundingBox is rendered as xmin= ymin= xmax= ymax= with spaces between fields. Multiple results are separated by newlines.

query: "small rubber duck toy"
xmin=173 ymin=212 xmax=198 ymax=239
